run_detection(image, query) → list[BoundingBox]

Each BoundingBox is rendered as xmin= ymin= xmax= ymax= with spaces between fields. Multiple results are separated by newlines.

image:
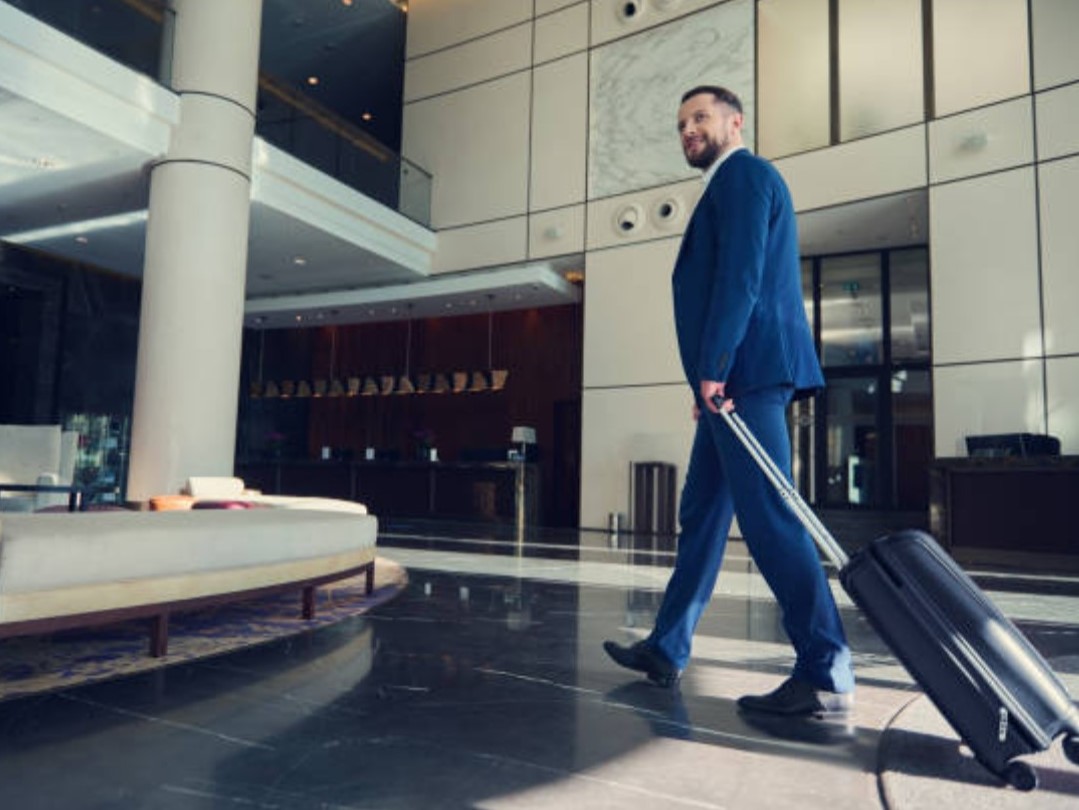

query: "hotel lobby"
xmin=2 ymin=0 xmax=1079 ymax=807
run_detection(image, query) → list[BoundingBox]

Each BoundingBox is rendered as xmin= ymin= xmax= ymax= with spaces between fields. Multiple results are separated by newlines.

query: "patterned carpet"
xmin=0 ymin=556 xmax=407 ymax=701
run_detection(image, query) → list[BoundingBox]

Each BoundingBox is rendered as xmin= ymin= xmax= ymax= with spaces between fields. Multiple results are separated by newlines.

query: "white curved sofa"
xmin=182 ymin=475 xmax=369 ymax=513
xmin=0 ymin=505 xmax=378 ymax=656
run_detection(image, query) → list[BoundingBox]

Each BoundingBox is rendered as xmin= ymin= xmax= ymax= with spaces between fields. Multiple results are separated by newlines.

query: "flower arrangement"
xmin=266 ymin=430 xmax=286 ymax=457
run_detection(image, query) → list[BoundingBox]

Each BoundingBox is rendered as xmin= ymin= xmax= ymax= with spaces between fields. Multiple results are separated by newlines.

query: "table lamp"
xmin=511 ymin=426 xmax=536 ymax=461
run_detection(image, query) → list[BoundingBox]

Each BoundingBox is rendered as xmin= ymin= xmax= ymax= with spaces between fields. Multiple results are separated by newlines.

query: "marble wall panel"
xmin=580 ymin=385 xmax=694 ymax=530
xmin=928 ymin=97 xmax=1034 ymax=184
xmin=930 ymin=168 xmax=1042 ymax=365
xmin=586 ymin=178 xmax=701 ymax=250
xmin=535 ymin=2 xmax=589 ymax=64
xmin=1032 ymin=0 xmax=1079 ymax=90
xmin=537 ymin=0 xmax=581 ymax=15
xmin=583 ymin=238 xmax=683 ymax=388
xmin=591 ymin=0 xmax=732 ymax=47
xmin=529 ymin=205 xmax=585 ymax=259
xmin=406 ymin=0 xmax=532 ymax=58
xmin=774 ymin=125 xmax=927 ymax=213
xmin=431 ymin=217 xmax=528 ymax=274
xmin=531 ymin=54 xmax=589 ymax=211
xmin=1038 ymin=156 xmax=1079 ymax=356
xmin=588 ymin=0 xmax=754 ymax=200
xmin=1046 ymin=356 xmax=1079 ymax=454
xmin=932 ymin=0 xmax=1030 ymax=117
xmin=404 ymin=23 xmax=532 ymax=102
xmin=402 ymin=72 xmax=531 ymax=229
xmin=1036 ymin=84 xmax=1079 ymax=162
xmin=933 ymin=361 xmax=1045 ymax=457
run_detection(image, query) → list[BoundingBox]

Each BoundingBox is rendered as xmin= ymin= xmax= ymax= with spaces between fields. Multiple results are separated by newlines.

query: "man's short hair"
xmin=681 ymin=85 xmax=743 ymax=114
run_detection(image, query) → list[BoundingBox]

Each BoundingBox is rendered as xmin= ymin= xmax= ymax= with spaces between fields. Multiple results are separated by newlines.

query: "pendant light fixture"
xmin=250 ymin=330 xmax=267 ymax=398
xmin=485 ymin=294 xmax=509 ymax=391
xmin=396 ymin=304 xmax=416 ymax=394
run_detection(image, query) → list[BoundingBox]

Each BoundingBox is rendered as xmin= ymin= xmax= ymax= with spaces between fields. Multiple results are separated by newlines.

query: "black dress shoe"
xmin=602 ymin=640 xmax=681 ymax=688
xmin=737 ymin=677 xmax=853 ymax=718
xmin=739 ymin=709 xmax=855 ymax=746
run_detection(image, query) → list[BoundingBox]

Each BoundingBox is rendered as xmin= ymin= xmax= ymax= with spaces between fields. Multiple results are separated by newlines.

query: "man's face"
xmin=677 ymin=93 xmax=743 ymax=170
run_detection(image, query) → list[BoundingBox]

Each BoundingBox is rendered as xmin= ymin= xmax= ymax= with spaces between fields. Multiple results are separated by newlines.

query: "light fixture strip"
xmin=404 ymin=304 xmax=413 ymax=376
xmin=487 ymin=297 xmax=494 ymax=370
xmin=329 ymin=326 xmax=337 ymax=379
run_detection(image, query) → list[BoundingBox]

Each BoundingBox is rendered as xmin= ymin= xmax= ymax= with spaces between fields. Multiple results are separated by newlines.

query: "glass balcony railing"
xmin=6 ymin=0 xmax=169 ymax=80
xmin=255 ymin=74 xmax=432 ymax=228
xmin=9 ymin=0 xmax=431 ymax=227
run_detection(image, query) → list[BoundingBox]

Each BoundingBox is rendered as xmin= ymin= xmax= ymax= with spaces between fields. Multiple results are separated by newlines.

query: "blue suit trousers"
xmin=648 ymin=386 xmax=854 ymax=693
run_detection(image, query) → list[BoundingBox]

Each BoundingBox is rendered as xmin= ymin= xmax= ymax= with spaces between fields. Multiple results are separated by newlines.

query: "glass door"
xmin=798 ymin=247 xmax=932 ymax=510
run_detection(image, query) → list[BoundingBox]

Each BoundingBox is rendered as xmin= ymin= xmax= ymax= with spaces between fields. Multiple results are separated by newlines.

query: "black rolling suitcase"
xmin=718 ymin=404 xmax=1079 ymax=791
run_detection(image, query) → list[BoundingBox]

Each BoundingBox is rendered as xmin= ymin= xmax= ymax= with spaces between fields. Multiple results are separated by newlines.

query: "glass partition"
xmin=933 ymin=0 xmax=1030 ymax=116
xmin=801 ymin=246 xmax=933 ymax=510
xmin=820 ymin=254 xmax=883 ymax=367
xmin=801 ymin=258 xmax=816 ymax=336
xmin=890 ymin=248 xmax=930 ymax=362
xmin=8 ymin=0 xmax=171 ymax=81
xmin=757 ymin=0 xmax=831 ymax=158
xmin=825 ymin=376 xmax=880 ymax=506
xmin=838 ymin=0 xmax=924 ymax=140
xmin=254 ymin=95 xmax=432 ymax=227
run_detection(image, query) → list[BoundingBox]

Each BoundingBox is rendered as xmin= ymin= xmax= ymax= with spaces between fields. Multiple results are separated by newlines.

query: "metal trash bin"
xmin=631 ymin=461 xmax=677 ymax=550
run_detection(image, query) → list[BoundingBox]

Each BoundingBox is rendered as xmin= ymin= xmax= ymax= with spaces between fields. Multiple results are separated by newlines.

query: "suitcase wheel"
xmin=1064 ymin=734 xmax=1079 ymax=766
xmin=1003 ymin=760 xmax=1038 ymax=792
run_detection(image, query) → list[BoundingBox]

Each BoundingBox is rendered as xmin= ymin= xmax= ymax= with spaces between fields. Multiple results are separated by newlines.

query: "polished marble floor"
xmin=1 ymin=522 xmax=1078 ymax=809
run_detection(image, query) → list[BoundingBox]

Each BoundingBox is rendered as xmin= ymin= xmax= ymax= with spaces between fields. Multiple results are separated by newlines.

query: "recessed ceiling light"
xmin=292 ymin=256 xmax=307 ymax=266
xmin=295 ymin=315 xmax=303 ymax=322
xmin=361 ymin=112 xmax=373 ymax=121
xmin=307 ymin=76 xmax=320 ymax=86
xmin=341 ymin=0 xmax=353 ymax=5
xmin=74 ymin=235 xmax=88 ymax=244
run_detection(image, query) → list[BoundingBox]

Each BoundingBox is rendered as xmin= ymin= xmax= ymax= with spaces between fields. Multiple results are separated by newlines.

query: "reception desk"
xmin=236 ymin=460 xmax=539 ymax=525
xmin=929 ymin=456 xmax=1079 ymax=572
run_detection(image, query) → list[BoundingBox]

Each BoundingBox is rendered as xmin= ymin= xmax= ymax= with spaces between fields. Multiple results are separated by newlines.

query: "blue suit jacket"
xmin=672 ymin=149 xmax=823 ymax=402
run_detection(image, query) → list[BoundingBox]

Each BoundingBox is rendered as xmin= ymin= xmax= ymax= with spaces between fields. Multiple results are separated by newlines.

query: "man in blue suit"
xmin=604 ymin=86 xmax=855 ymax=716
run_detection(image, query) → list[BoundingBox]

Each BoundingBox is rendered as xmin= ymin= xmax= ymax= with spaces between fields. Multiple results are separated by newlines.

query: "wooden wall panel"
xmin=242 ymin=303 xmax=583 ymax=525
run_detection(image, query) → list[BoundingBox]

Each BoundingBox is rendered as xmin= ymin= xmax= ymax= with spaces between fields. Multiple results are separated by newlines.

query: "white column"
xmin=126 ymin=0 xmax=263 ymax=502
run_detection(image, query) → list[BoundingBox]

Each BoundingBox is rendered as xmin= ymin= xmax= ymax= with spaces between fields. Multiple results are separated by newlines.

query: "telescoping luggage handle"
xmin=714 ymin=397 xmax=850 ymax=570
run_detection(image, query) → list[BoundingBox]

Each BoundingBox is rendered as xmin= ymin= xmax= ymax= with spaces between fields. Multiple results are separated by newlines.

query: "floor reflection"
xmin=0 ymin=522 xmax=1074 ymax=808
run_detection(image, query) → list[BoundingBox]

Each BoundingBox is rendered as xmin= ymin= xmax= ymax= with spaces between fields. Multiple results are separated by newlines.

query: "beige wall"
xmin=403 ymin=0 xmax=1079 ymax=529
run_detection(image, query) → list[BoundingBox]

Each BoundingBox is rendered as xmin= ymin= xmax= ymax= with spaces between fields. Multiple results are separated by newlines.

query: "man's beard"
xmin=685 ymin=137 xmax=721 ymax=170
